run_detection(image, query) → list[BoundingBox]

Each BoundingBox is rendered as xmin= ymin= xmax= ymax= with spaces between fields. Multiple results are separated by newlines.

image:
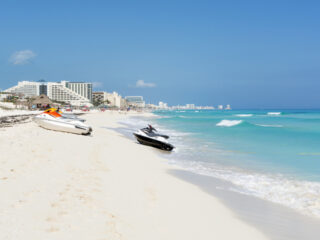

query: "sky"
xmin=0 ymin=0 xmax=319 ymax=108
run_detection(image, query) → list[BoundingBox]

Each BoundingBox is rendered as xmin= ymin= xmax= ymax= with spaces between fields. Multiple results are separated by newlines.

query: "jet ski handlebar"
xmin=148 ymin=124 xmax=157 ymax=131
xmin=158 ymin=134 xmax=169 ymax=139
xmin=141 ymin=126 xmax=170 ymax=139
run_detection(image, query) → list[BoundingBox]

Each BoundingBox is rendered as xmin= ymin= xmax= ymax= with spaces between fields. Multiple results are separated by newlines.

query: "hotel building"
xmin=125 ymin=96 xmax=145 ymax=108
xmin=5 ymin=81 xmax=41 ymax=98
xmin=63 ymin=81 xmax=92 ymax=102
xmin=93 ymin=92 xmax=106 ymax=104
xmin=5 ymin=81 xmax=93 ymax=106
xmin=93 ymin=91 xmax=127 ymax=108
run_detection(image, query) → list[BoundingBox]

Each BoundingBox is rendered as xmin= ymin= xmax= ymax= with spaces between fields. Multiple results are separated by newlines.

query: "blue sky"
xmin=0 ymin=0 xmax=319 ymax=108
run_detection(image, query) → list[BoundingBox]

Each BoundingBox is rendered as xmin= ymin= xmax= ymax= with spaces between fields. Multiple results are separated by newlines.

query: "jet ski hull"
xmin=133 ymin=133 xmax=174 ymax=151
xmin=34 ymin=115 xmax=92 ymax=135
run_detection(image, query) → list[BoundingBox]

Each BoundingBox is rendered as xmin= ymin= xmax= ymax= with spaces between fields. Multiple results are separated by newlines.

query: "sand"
xmin=0 ymin=111 xmax=269 ymax=240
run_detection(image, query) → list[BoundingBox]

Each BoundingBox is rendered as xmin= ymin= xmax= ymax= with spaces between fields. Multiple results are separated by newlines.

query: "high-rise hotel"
xmin=5 ymin=80 xmax=93 ymax=106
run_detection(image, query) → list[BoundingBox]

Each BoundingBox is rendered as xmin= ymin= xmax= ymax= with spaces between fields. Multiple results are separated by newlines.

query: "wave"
xmin=234 ymin=114 xmax=253 ymax=117
xmin=151 ymin=110 xmax=320 ymax=219
xmin=152 ymin=111 xmax=320 ymax=218
xmin=267 ymin=112 xmax=282 ymax=116
xmin=171 ymin=160 xmax=320 ymax=219
xmin=256 ymin=124 xmax=283 ymax=128
xmin=216 ymin=120 xmax=243 ymax=127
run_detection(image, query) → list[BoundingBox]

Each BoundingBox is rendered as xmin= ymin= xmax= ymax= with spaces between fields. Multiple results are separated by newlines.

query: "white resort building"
xmin=63 ymin=81 xmax=92 ymax=102
xmin=92 ymin=92 xmax=106 ymax=104
xmin=5 ymin=81 xmax=41 ymax=98
xmin=93 ymin=91 xmax=127 ymax=109
xmin=125 ymin=96 xmax=145 ymax=108
xmin=5 ymin=81 xmax=93 ymax=106
xmin=158 ymin=101 xmax=168 ymax=109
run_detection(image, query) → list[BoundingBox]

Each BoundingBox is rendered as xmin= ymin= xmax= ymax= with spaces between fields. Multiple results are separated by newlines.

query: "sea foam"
xmin=153 ymin=110 xmax=320 ymax=219
xmin=235 ymin=114 xmax=253 ymax=117
xmin=256 ymin=124 xmax=283 ymax=128
xmin=216 ymin=120 xmax=243 ymax=127
xmin=172 ymin=160 xmax=320 ymax=219
xmin=267 ymin=112 xmax=282 ymax=115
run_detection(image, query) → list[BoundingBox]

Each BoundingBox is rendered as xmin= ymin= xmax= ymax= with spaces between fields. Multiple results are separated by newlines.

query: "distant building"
xmin=125 ymin=96 xmax=145 ymax=108
xmin=93 ymin=91 xmax=127 ymax=108
xmin=39 ymin=84 xmax=48 ymax=95
xmin=225 ymin=104 xmax=231 ymax=110
xmin=47 ymin=81 xmax=92 ymax=106
xmin=64 ymin=81 xmax=92 ymax=102
xmin=186 ymin=104 xmax=195 ymax=109
xmin=145 ymin=103 xmax=158 ymax=109
xmin=218 ymin=105 xmax=223 ymax=110
xmin=106 ymin=92 xmax=127 ymax=108
xmin=5 ymin=80 xmax=93 ymax=106
xmin=5 ymin=81 xmax=41 ymax=98
xmin=93 ymin=92 xmax=106 ymax=104
xmin=170 ymin=104 xmax=214 ymax=110
xmin=158 ymin=101 xmax=168 ymax=109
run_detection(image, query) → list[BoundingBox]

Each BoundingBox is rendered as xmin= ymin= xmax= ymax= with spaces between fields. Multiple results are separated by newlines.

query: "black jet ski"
xmin=133 ymin=125 xmax=174 ymax=151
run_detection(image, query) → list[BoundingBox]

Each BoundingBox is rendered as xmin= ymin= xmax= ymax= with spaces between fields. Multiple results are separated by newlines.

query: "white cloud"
xmin=92 ymin=82 xmax=103 ymax=88
xmin=135 ymin=80 xmax=156 ymax=88
xmin=10 ymin=50 xmax=36 ymax=65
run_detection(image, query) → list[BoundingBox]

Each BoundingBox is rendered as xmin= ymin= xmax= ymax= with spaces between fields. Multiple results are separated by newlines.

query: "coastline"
xmin=115 ymin=111 xmax=320 ymax=240
xmin=0 ymin=110 xmax=269 ymax=240
xmin=170 ymin=169 xmax=320 ymax=240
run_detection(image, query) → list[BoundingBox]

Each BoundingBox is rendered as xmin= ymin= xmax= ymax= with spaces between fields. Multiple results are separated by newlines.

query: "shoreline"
xmin=0 ymin=110 xmax=270 ymax=239
xmin=116 ymin=111 xmax=320 ymax=240
xmin=1 ymin=110 xmax=319 ymax=239
xmin=169 ymin=169 xmax=320 ymax=240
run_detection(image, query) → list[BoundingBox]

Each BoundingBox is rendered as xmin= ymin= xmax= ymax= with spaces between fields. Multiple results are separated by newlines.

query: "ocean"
xmin=120 ymin=109 xmax=320 ymax=219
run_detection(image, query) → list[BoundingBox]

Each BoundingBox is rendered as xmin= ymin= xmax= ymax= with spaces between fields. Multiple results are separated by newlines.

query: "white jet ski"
xmin=34 ymin=109 xmax=92 ymax=135
xmin=61 ymin=113 xmax=86 ymax=122
xmin=133 ymin=125 xmax=174 ymax=151
xmin=42 ymin=108 xmax=86 ymax=122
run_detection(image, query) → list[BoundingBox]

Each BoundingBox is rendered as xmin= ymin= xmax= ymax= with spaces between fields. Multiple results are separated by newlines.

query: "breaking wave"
xmin=267 ymin=112 xmax=282 ymax=116
xmin=234 ymin=114 xmax=253 ymax=117
xmin=256 ymin=124 xmax=283 ymax=128
xmin=216 ymin=120 xmax=243 ymax=127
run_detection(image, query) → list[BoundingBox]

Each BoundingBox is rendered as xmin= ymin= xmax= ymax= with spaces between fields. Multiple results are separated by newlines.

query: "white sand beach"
xmin=0 ymin=111 xmax=269 ymax=240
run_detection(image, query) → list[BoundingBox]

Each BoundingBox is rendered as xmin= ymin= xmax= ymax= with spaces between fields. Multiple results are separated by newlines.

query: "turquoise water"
xmin=155 ymin=110 xmax=320 ymax=181
xmin=144 ymin=110 xmax=320 ymax=218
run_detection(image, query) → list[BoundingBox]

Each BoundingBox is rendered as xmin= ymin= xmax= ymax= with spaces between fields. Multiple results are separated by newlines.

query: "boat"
xmin=34 ymin=109 xmax=92 ymax=135
xmin=133 ymin=125 xmax=174 ymax=151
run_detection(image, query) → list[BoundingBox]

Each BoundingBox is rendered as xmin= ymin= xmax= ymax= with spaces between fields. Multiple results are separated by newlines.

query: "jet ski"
xmin=61 ymin=113 xmax=86 ymax=122
xmin=47 ymin=108 xmax=86 ymax=122
xmin=133 ymin=125 xmax=174 ymax=151
xmin=34 ymin=109 xmax=92 ymax=135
